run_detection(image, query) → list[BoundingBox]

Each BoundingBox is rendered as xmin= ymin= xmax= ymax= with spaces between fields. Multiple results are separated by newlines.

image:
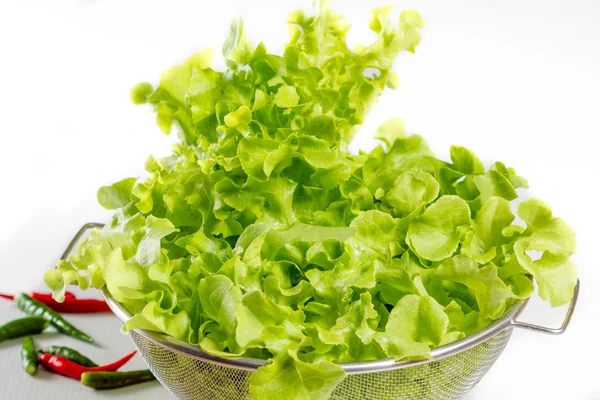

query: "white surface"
xmin=0 ymin=0 xmax=599 ymax=399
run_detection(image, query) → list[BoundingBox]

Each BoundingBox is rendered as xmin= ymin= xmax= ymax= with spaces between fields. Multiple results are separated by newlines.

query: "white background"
xmin=0 ymin=0 xmax=599 ymax=399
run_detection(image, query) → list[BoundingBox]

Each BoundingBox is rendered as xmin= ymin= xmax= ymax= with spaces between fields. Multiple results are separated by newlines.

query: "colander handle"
xmin=510 ymin=279 xmax=580 ymax=335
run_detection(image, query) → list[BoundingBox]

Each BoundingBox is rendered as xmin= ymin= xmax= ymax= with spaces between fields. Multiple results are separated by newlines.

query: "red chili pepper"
xmin=32 ymin=295 xmax=111 ymax=313
xmin=0 ymin=292 xmax=110 ymax=313
xmin=39 ymin=350 xmax=137 ymax=380
xmin=0 ymin=291 xmax=76 ymax=301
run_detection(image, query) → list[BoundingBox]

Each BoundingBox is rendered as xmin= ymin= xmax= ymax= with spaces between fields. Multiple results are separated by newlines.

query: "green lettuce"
xmin=44 ymin=2 xmax=577 ymax=399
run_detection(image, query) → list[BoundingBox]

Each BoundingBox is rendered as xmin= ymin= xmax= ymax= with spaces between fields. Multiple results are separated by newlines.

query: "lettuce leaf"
xmin=44 ymin=2 xmax=577 ymax=399
xmin=407 ymin=196 xmax=472 ymax=261
xmin=513 ymin=199 xmax=577 ymax=306
xmin=250 ymin=350 xmax=345 ymax=400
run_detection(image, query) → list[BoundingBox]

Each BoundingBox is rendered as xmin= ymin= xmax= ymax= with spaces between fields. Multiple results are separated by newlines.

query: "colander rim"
xmin=103 ymin=288 xmax=527 ymax=374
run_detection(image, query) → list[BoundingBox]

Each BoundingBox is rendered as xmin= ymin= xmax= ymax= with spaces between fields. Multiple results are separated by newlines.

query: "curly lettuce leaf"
xmin=197 ymin=275 xmax=243 ymax=354
xmin=407 ymin=196 xmax=472 ymax=261
xmin=513 ymin=198 xmax=577 ymax=306
xmin=235 ymin=290 xmax=304 ymax=349
xmin=381 ymin=170 xmax=440 ymax=216
xmin=435 ymin=255 xmax=515 ymax=320
xmin=250 ymin=349 xmax=345 ymax=400
xmin=97 ymin=177 xmax=137 ymax=210
xmin=461 ymin=196 xmax=514 ymax=264
xmin=375 ymin=294 xmax=449 ymax=360
xmin=43 ymin=2 xmax=578 ymax=400
xmin=350 ymin=210 xmax=404 ymax=257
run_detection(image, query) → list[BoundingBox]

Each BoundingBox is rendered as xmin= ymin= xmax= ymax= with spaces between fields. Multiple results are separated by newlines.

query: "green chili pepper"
xmin=0 ymin=317 xmax=49 ymax=343
xmin=15 ymin=293 xmax=94 ymax=343
xmin=42 ymin=346 xmax=98 ymax=367
xmin=21 ymin=336 xmax=38 ymax=375
xmin=80 ymin=370 xmax=156 ymax=390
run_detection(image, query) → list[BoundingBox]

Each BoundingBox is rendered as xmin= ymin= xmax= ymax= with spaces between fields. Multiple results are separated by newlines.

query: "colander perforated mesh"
xmin=131 ymin=327 xmax=512 ymax=400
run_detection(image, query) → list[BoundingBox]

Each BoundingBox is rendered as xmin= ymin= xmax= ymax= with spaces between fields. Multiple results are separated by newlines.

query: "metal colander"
xmin=67 ymin=223 xmax=579 ymax=400
xmin=126 ymin=326 xmax=513 ymax=400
